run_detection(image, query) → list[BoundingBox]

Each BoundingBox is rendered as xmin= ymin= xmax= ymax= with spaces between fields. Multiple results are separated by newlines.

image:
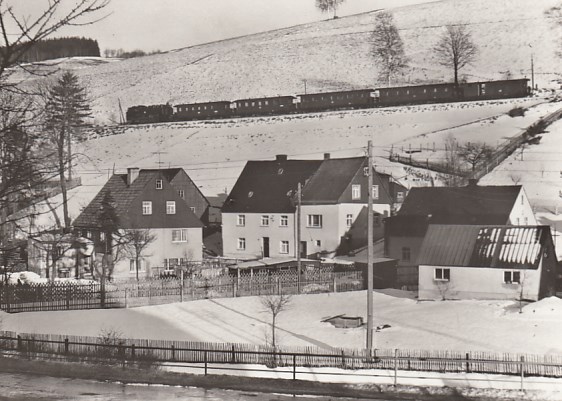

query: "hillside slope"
xmin=11 ymin=0 xmax=562 ymax=123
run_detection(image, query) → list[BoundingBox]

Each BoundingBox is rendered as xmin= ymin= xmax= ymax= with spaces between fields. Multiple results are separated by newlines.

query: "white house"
xmin=73 ymin=168 xmax=204 ymax=280
xmin=417 ymin=225 xmax=557 ymax=301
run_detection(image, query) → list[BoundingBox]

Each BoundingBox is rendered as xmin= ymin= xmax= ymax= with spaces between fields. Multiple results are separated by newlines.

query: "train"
xmin=125 ymin=78 xmax=530 ymax=125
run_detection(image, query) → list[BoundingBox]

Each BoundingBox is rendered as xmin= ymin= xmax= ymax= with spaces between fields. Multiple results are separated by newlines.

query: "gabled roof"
xmin=301 ymin=157 xmax=365 ymax=204
xmin=397 ymin=185 xmax=521 ymax=224
xmin=73 ymin=169 xmax=202 ymax=229
xmin=418 ymin=225 xmax=550 ymax=269
xmin=222 ymin=158 xmax=323 ymax=213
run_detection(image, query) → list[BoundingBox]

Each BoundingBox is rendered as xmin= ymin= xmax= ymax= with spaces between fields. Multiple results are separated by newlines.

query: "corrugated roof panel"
xmin=420 ymin=225 xmax=549 ymax=269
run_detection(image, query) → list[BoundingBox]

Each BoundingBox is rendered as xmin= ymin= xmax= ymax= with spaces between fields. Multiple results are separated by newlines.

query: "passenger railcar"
xmin=232 ymin=96 xmax=296 ymax=117
xmin=174 ymin=101 xmax=231 ymax=121
xmin=297 ymin=89 xmax=375 ymax=112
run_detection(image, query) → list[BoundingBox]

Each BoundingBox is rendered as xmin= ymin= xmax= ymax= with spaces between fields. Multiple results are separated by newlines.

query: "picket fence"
xmin=0 ymin=270 xmax=364 ymax=313
xmin=1 ymin=331 xmax=562 ymax=380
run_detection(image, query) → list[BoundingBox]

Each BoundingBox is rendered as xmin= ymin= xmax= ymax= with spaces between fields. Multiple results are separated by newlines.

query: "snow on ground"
xmin=2 ymin=291 xmax=562 ymax=356
xmin=480 ymin=113 xmax=562 ymax=257
xmin=9 ymin=0 xmax=562 ymax=123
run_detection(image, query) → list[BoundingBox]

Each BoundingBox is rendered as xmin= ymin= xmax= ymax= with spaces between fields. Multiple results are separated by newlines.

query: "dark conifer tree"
xmin=44 ymin=71 xmax=92 ymax=230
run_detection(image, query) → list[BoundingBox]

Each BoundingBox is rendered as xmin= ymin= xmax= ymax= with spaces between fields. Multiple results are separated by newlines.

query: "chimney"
xmin=467 ymin=178 xmax=478 ymax=187
xmin=276 ymin=154 xmax=288 ymax=161
xmin=323 ymin=153 xmax=331 ymax=160
xmin=127 ymin=167 xmax=140 ymax=185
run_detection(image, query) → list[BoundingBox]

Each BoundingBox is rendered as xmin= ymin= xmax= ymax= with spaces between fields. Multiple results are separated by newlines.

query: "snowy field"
xmin=2 ymin=290 xmax=562 ymax=356
xmin=8 ymin=0 xmax=562 ymax=124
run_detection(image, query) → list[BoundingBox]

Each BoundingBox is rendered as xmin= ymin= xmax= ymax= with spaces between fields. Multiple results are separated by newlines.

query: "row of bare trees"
xmin=314 ymin=0 xmax=478 ymax=87
xmin=371 ymin=13 xmax=478 ymax=87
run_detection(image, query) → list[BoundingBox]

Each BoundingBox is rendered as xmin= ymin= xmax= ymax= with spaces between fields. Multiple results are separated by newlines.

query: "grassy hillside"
xmin=11 ymin=0 xmax=562 ymax=124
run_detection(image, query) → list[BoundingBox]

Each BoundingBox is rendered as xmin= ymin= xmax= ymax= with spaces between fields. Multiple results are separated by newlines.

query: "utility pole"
xmin=296 ymin=182 xmax=302 ymax=294
xmin=531 ymin=53 xmax=535 ymax=92
xmin=367 ymin=140 xmax=374 ymax=349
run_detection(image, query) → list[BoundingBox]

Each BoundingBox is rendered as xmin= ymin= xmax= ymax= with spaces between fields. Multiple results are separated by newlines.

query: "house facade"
xmin=73 ymin=168 xmax=203 ymax=280
xmin=222 ymin=154 xmax=406 ymax=260
xmin=222 ymin=155 xmax=322 ymax=259
xmin=418 ymin=225 xmax=557 ymax=301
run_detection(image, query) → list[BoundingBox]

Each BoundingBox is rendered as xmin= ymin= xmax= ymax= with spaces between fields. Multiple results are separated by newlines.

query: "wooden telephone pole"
xmin=296 ymin=182 xmax=302 ymax=293
xmin=367 ymin=140 xmax=374 ymax=349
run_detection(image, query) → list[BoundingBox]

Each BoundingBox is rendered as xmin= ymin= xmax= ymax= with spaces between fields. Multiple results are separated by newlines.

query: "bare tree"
xmin=260 ymin=293 xmax=292 ymax=349
xmin=438 ymin=135 xmax=464 ymax=186
xmin=509 ymin=172 xmax=522 ymax=185
xmin=371 ymin=12 xmax=408 ymax=86
xmin=315 ymin=0 xmax=345 ymax=19
xmin=457 ymin=142 xmax=494 ymax=172
xmin=433 ymin=25 xmax=478 ymax=86
xmin=122 ymin=229 xmax=157 ymax=281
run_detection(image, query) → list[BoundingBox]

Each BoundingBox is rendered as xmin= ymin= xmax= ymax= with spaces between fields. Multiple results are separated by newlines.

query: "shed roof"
xmin=418 ymin=225 xmax=549 ymax=269
xmin=398 ymin=185 xmax=521 ymax=224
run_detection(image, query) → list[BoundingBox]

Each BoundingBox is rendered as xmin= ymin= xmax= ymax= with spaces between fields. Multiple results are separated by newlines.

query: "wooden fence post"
xmin=293 ymin=354 xmax=297 ymax=380
xmin=66 ymin=285 xmax=70 ymax=310
xmin=520 ymin=356 xmax=525 ymax=390
xmin=204 ymin=350 xmax=208 ymax=375
xmin=332 ymin=276 xmax=337 ymax=293
xmin=231 ymin=344 xmax=236 ymax=363
xmin=394 ymin=349 xmax=398 ymax=386
xmin=180 ymin=269 xmax=184 ymax=303
xmin=171 ymin=344 xmax=175 ymax=361
xmin=341 ymin=349 xmax=345 ymax=368
xmin=64 ymin=338 xmax=69 ymax=354
xmin=466 ymin=352 xmax=470 ymax=373
xmin=131 ymin=344 xmax=136 ymax=360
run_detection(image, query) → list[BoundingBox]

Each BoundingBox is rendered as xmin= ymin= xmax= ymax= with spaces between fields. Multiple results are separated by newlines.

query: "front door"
xmin=263 ymin=237 xmax=270 ymax=258
xmin=300 ymin=241 xmax=307 ymax=258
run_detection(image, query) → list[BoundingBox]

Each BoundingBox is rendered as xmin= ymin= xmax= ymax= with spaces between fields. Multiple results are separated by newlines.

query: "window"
xmin=504 ymin=271 xmax=521 ymax=284
xmin=280 ymin=215 xmax=288 ymax=227
xmin=315 ymin=240 xmax=322 ymax=247
xmin=190 ymin=207 xmax=196 ymax=213
xmin=280 ymin=240 xmax=290 ymax=254
xmin=261 ymin=215 xmax=269 ymax=226
xmin=129 ymin=259 xmax=145 ymax=272
xmin=172 ymin=229 xmax=187 ymax=242
xmin=434 ymin=268 xmax=450 ymax=281
xmin=372 ymin=185 xmax=379 ymax=200
xmin=142 ymin=201 xmax=152 ymax=215
xmin=352 ymin=184 xmax=361 ymax=200
xmin=346 ymin=214 xmax=353 ymax=227
xmin=166 ymin=201 xmax=176 ymax=215
xmin=402 ymin=247 xmax=411 ymax=262
xmin=178 ymin=190 xmax=185 ymax=199
xmin=397 ymin=192 xmax=404 ymax=201
xmin=307 ymin=214 xmax=322 ymax=228
xmin=237 ymin=238 xmax=246 ymax=250
xmin=156 ymin=179 xmax=163 ymax=189
xmin=237 ymin=215 xmax=245 ymax=226
xmin=100 ymin=232 xmax=106 ymax=242
xmin=363 ymin=166 xmax=369 ymax=176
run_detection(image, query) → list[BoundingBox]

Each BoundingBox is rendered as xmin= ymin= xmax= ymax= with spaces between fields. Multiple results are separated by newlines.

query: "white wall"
xmin=113 ymin=227 xmax=202 ymax=279
xmin=418 ymin=261 xmax=542 ymax=301
xmin=509 ymin=187 xmax=537 ymax=225
xmin=222 ymin=213 xmax=296 ymax=259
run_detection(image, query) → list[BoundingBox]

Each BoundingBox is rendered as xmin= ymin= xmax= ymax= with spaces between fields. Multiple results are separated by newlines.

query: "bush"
xmin=508 ymin=107 xmax=526 ymax=117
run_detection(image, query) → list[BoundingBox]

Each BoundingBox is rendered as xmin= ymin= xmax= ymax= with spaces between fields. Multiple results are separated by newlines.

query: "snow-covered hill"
xmin=11 ymin=0 xmax=562 ymax=124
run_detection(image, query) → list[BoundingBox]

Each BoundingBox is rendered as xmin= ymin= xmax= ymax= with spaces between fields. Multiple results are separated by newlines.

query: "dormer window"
xmin=156 ymin=180 xmax=163 ymax=190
